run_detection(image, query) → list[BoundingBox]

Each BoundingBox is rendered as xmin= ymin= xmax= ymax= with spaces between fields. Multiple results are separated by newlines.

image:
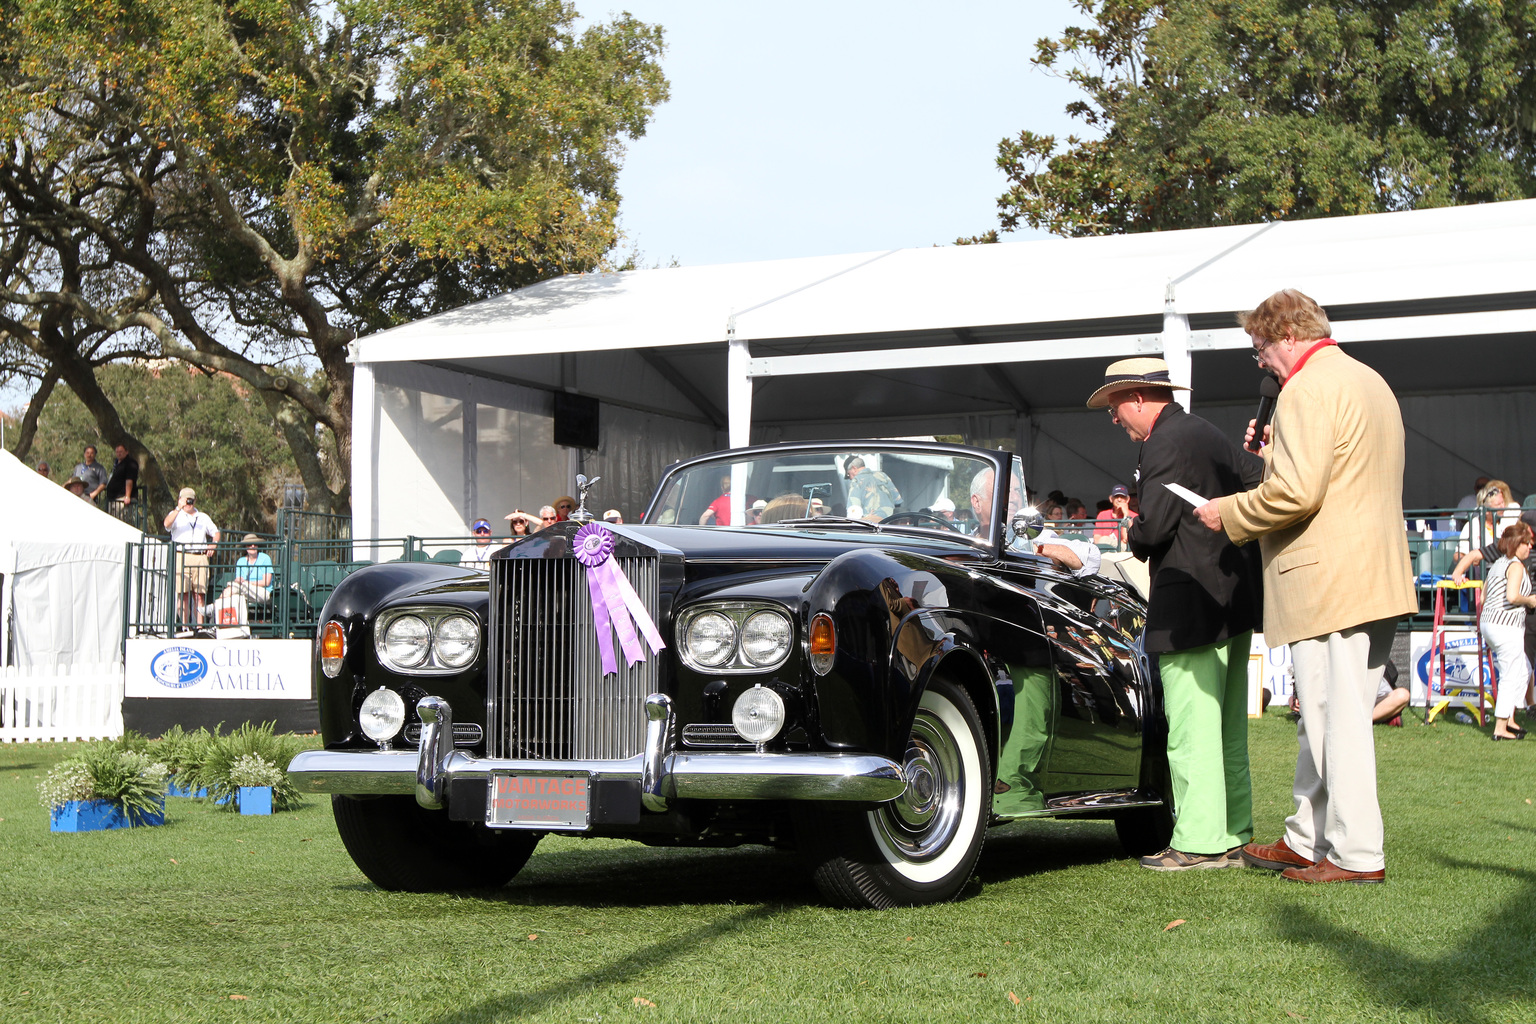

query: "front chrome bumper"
xmin=288 ymin=693 xmax=906 ymax=810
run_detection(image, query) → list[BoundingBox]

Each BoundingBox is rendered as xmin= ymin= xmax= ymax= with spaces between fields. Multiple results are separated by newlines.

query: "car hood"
xmin=498 ymin=521 xmax=990 ymax=564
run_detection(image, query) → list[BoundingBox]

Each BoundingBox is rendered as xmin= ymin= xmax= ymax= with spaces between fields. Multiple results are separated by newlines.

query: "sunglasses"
xmin=541 ymin=515 xmax=557 ymax=522
xmin=474 ymin=527 xmax=491 ymax=534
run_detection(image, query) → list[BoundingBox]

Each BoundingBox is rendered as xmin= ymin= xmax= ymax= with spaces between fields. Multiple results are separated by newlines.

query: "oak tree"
xmin=992 ymin=0 xmax=1536 ymax=237
xmin=1 ymin=0 xmax=668 ymax=510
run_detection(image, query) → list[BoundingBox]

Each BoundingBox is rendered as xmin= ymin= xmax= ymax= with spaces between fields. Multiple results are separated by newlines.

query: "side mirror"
xmin=1010 ymin=507 xmax=1046 ymax=546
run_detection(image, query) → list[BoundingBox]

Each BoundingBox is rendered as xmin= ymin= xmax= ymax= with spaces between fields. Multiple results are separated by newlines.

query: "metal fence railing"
xmin=122 ymin=526 xmax=502 ymax=640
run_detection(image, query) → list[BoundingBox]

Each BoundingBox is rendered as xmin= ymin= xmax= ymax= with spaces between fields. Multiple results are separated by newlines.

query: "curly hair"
xmin=1237 ymin=288 xmax=1332 ymax=344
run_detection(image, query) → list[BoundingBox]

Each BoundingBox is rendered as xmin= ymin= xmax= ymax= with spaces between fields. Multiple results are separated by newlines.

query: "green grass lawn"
xmin=1 ymin=712 xmax=1533 ymax=1024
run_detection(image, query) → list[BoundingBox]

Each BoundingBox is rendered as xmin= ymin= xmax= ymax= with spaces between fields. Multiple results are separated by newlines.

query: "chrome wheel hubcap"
xmin=873 ymin=707 xmax=963 ymax=861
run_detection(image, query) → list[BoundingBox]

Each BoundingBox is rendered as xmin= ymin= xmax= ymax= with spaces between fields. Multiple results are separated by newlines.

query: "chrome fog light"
xmin=740 ymin=609 xmax=793 ymax=668
xmin=684 ymin=611 xmax=737 ymax=668
xmin=732 ymin=684 xmax=786 ymax=747
xmin=433 ymin=614 xmax=479 ymax=668
xmin=359 ymin=687 xmax=407 ymax=748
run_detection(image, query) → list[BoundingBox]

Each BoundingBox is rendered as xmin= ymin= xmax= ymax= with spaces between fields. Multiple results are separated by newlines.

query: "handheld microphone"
xmin=1248 ymin=376 xmax=1280 ymax=453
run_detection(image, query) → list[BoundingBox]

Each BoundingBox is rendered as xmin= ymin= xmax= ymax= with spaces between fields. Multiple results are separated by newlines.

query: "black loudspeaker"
xmin=553 ymin=392 xmax=600 ymax=450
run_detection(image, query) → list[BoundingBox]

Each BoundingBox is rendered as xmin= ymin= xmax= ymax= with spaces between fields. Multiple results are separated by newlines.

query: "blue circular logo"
xmin=149 ymin=647 xmax=209 ymax=689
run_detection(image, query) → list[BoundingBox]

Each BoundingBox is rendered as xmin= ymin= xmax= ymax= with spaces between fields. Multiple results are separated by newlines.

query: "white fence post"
xmin=0 ymin=664 xmax=125 ymax=743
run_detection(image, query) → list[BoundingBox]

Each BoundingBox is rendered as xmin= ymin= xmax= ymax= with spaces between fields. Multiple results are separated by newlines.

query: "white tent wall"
xmin=0 ymin=449 xmax=142 ymax=669
xmin=573 ymin=404 xmax=721 ymax=521
xmin=8 ymin=541 xmax=129 ymax=666
xmin=362 ymin=362 xmax=719 ymax=542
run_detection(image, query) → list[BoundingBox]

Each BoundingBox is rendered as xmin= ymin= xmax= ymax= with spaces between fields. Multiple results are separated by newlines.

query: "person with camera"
xmin=163 ymin=487 xmax=220 ymax=628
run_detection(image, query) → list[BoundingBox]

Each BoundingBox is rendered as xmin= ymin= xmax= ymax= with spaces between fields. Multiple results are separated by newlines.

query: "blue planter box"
xmin=50 ymin=797 xmax=166 ymax=833
xmin=167 ymin=781 xmax=207 ymax=799
xmin=238 ymin=786 xmax=273 ymax=816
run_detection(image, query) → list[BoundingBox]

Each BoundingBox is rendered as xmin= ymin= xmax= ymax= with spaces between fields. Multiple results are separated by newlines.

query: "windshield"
xmin=646 ymin=445 xmax=1017 ymax=543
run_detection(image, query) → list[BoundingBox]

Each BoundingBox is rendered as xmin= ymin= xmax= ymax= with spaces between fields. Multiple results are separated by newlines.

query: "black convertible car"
xmin=289 ymin=441 xmax=1171 ymax=907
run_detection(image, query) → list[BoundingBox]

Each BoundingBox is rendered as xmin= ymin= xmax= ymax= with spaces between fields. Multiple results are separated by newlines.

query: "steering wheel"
xmin=880 ymin=511 xmax=961 ymax=532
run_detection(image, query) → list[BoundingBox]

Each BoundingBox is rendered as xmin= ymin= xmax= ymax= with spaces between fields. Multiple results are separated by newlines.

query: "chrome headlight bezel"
xmin=373 ymin=607 xmax=482 ymax=675
xmin=676 ymin=602 xmax=795 ymax=674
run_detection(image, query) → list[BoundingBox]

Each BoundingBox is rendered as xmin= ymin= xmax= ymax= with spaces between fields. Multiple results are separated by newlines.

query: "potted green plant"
xmin=227 ymin=753 xmax=287 ymax=815
xmin=157 ymin=725 xmax=215 ymax=798
xmin=39 ymin=744 xmax=170 ymax=832
xmin=193 ymin=722 xmax=304 ymax=814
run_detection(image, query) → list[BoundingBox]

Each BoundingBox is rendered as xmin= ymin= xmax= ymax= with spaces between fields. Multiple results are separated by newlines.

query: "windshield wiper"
xmin=768 ymin=516 xmax=880 ymax=531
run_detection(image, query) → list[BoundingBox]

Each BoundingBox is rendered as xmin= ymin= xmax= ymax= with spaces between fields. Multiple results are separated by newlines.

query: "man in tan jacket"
xmin=1194 ymin=289 xmax=1416 ymax=884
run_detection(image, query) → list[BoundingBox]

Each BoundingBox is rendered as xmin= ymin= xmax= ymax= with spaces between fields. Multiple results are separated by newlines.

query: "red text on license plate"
xmin=487 ymin=774 xmax=590 ymax=830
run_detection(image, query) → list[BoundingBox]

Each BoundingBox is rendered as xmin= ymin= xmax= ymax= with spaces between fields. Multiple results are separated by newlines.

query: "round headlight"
xmin=684 ymin=611 xmax=737 ymax=668
xmin=433 ymin=614 xmax=479 ymax=668
xmin=740 ymin=609 xmax=793 ymax=667
xmin=383 ymin=615 xmax=431 ymax=668
xmin=359 ymin=687 xmax=407 ymax=745
xmin=732 ymin=684 xmax=786 ymax=745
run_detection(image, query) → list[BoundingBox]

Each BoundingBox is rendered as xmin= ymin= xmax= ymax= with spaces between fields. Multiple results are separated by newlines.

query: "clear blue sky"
xmin=583 ymin=1 xmax=1092 ymax=267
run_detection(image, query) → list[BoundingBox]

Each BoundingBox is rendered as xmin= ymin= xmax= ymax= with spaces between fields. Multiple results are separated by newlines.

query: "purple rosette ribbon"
xmin=573 ymin=522 xmax=666 ymax=676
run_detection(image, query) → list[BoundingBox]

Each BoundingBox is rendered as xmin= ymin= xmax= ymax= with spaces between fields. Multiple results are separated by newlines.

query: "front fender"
xmin=804 ymin=549 xmax=1007 ymax=762
xmin=315 ymin=563 xmax=490 ymax=748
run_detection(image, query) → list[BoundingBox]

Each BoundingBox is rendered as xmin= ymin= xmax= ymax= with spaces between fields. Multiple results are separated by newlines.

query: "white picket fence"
xmin=0 ymin=664 xmax=124 ymax=742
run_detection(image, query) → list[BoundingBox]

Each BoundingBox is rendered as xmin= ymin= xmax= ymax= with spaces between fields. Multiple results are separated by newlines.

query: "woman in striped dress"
xmin=1481 ymin=522 xmax=1536 ymax=741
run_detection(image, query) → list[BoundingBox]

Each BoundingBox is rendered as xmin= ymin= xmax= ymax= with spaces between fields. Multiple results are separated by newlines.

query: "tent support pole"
xmin=1162 ymin=286 xmax=1193 ymax=410
xmin=350 ymin=359 xmax=377 ymax=558
xmin=727 ymin=322 xmax=752 ymax=449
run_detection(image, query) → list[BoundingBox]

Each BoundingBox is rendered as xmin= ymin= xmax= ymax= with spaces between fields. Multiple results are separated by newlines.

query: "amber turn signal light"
xmin=808 ymin=613 xmax=835 ymax=676
xmin=320 ymin=620 xmax=346 ymax=678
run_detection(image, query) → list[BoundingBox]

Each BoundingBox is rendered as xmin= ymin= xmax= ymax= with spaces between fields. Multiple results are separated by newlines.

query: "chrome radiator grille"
xmin=486 ymin=552 xmax=659 ymax=760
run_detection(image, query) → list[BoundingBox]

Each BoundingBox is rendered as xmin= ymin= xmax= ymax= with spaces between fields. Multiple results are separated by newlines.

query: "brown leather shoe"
xmin=1281 ymin=859 xmax=1385 ymax=884
xmin=1241 ymin=836 xmax=1314 ymax=871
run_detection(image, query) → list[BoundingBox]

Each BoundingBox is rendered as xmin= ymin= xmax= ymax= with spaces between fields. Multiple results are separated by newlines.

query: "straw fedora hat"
xmin=1085 ymin=357 xmax=1191 ymax=409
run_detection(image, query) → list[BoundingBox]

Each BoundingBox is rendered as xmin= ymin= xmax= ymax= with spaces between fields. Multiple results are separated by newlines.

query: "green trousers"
xmin=1159 ymin=633 xmax=1255 ymax=855
xmin=993 ymin=666 xmax=1053 ymax=816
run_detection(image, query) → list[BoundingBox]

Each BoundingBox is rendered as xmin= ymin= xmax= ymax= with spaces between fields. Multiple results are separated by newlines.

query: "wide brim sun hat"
xmin=1085 ymin=357 xmax=1191 ymax=409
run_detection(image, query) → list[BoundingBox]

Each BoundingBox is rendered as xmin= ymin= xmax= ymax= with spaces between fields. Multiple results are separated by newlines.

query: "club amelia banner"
xmin=125 ymin=639 xmax=313 ymax=700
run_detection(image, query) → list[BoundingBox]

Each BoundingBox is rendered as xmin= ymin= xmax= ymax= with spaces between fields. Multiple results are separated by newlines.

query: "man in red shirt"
xmin=1094 ymin=484 xmax=1136 ymax=544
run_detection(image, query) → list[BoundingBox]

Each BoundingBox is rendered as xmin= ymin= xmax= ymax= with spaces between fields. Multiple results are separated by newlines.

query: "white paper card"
xmin=1164 ymin=482 xmax=1208 ymax=507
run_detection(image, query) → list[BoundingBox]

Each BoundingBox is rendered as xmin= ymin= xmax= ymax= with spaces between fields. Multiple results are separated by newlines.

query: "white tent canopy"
xmin=0 ymin=450 xmax=142 ymax=667
xmin=352 ymin=200 xmax=1536 ymax=537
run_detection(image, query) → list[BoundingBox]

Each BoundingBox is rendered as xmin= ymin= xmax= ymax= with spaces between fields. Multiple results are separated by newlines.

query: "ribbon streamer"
xmin=573 ymin=523 xmax=666 ymax=675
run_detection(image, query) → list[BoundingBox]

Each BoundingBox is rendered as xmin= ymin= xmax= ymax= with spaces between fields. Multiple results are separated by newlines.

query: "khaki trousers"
xmin=1284 ymin=617 xmax=1398 ymax=873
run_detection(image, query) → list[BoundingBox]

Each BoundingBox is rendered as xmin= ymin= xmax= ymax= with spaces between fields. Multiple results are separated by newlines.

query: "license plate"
xmin=486 ymin=773 xmax=591 ymax=830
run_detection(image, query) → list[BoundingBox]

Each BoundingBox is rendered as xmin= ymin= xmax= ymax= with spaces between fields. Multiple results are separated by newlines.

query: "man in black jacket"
xmin=1088 ymin=358 xmax=1264 ymax=871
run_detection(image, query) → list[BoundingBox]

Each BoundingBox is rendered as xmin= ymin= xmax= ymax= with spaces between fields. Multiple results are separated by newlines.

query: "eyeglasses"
xmin=1251 ymin=338 xmax=1277 ymax=363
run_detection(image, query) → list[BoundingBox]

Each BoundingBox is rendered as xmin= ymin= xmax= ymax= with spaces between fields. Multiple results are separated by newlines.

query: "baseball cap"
xmin=603 ymin=509 xmax=622 ymax=522
xmin=751 ymin=499 xmax=767 ymax=510
xmin=178 ymin=487 xmax=196 ymax=501
xmin=1109 ymin=485 xmax=1130 ymax=498
xmin=472 ymin=518 xmax=491 ymax=531
xmin=931 ymin=496 xmax=955 ymax=513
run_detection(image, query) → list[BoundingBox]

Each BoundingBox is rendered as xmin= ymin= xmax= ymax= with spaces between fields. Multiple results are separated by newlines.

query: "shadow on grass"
xmin=494 ymin=842 xmax=821 ymax=907
xmin=421 ymin=904 xmax=784 ymax=1022
xmin=977 ymin=819 xmax=1126 ymax=882
xmin=1275 ymin=855 xmax=1536 ymax=1024
xmin=472 ymin=818 xmax=1125 ymax=908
